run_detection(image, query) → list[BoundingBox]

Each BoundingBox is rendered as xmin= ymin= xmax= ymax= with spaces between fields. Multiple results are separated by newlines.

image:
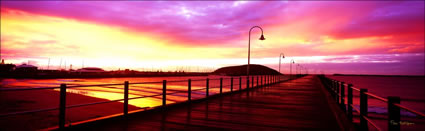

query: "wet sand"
xmin=0 ymin=89 xmax=140 ymax=130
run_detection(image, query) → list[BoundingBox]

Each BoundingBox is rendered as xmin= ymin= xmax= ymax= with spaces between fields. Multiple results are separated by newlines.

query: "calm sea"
xmin=329 ymin=75 xmax=425 ymax=116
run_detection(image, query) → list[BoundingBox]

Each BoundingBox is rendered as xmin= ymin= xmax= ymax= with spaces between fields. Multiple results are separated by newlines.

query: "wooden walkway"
xmin=67 ymin=76 xmax=343 ymax=130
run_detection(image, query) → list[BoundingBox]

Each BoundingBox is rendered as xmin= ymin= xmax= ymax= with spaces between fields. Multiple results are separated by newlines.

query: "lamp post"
xmin=247 ymin=26 xmax=265 ymax=77
xmin=279 ymin=53 xmax=285 ymax=74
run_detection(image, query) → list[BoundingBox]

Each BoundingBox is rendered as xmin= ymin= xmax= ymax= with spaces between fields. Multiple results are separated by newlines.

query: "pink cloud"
xmin=0 ymin=1 xmax=289 ymax=47
xmin=1 ymin=1 xmax=423 ymax=49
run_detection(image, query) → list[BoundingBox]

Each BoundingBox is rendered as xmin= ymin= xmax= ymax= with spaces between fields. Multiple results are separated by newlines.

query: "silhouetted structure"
xmin=15 ymin=64 xmax=38 ymax=72
xmin=213 ymin=64 xmax=281 ymax=76
xmin=0 ymin=64 xmax=15 ymax=73
xmin=75 ymin=67 xmax=105 ymax=73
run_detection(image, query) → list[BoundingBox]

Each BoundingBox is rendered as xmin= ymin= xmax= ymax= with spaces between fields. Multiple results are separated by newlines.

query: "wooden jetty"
xmin=65 ymin=75 xmax=351 ymax=130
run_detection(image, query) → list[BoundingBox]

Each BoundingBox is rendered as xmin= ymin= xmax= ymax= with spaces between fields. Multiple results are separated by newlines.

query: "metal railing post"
xmin=261 ymin=76 xmax=263 ymax=87
xmin=251 ymin=76 xmax=254 ymax=88
xmin=246 ymin=76 xmax=249 ymax=89
xmin=336 ymin=81 xmax=340 ymax=104
xmin=220 ymin=78 xmax=223 ymax=94
xmin=230 ymin=77 xmax=233 ymax=92
xmin=256 ymin=76 xmax=259 ymax=87
xmin=333 ymin=80 xmax=336 ymax=99
xmin=188 ymin=79 xmax=191 ymax=101
xmin=341 ymin=82 xmax=346 ymax=112
xmin=59 ymin=84 xmax=67 ymax=130
xmin=275 ymin=75 xmax=277 ymax=83
xmin=329 ymin=79 xmax=332 ymax=97
xmin=239 ymin=77 xmax=242 ymax=90
xmin=266 ymin=75 xmax=270 ymax=85
xmin=124 ymin=81 xmax=129 ymax=116
xmin=347 ymin=84 xmax=353 ymax=122
xmin=272 ymin=75 xmax=273 ymax=83
xmin=163 ymin=80 xmax=167 ymax=107
xmin=206 ymin=78 xmax=209 ymax=97
xmin=330 ymin=79 xmax=333 ymax=97
xmin=388 ymin=96 xmax=400 ymax=131
xmin=360 ymin=89 xmax=369 ymax=131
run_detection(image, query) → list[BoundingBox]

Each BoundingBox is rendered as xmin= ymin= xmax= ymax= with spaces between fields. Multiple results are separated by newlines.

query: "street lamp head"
xmin=259 ymin=34 xmax=266 ymax=40
xmin=280 ymin=53 xmax=285 ymax=58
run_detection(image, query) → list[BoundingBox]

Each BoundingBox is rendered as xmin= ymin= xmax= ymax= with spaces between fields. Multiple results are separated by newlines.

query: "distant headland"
xmin=213 ymin=64 xmax=281 ymax=76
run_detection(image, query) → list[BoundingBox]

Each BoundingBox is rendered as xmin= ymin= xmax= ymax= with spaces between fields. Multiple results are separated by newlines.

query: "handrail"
xmin=0 ymin=76 xmax=252 ymax=92
xmin=0 ymin=86 xmax=58 ymax=91
xmin=350 ymin=104 xmax=360 ymax=113
xmin=319 ymin=75 xmax=424 ymax=131
xmin=128 ymin=81 xmax=163 ymax=85
xmin=351 ymin=86 xmax=360 ymax=92
xmin=365 ymin=92 xmax=388 ymax=102
xmin=350 ymin=104 xmax=382 ymax=131
xmin=0 ymin=75 xmax=294 ymax=130
xmin=0 ymin=107 xmax=59 ymax=117
xmin=362 ymin=115 xmax=382 ymax=131
xmin=393 ymin=103 xmax=425 ymax=117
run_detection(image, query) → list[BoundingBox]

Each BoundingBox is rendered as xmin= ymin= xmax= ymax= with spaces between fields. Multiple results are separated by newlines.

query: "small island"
xmin=213 ymin=64 xmax=281 ymax=76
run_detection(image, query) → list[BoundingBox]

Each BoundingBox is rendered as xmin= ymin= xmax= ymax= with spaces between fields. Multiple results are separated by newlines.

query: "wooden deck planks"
xmin=67 ymin=75 xmax=341 ymax=131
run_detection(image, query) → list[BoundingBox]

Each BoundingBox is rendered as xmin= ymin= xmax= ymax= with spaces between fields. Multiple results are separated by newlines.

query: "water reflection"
xmin=0 ymin=75 xmax=255 ymax=108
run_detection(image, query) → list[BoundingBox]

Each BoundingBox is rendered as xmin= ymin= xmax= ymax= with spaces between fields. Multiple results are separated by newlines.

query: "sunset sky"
xmin=1 ymin=1 xmax=424 ymax=75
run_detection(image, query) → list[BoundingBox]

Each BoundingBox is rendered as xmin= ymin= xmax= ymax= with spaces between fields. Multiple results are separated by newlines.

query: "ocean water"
xmin=328 ymin=75 xmax=425 ymax=115
xmin=329 ymin=75 xmax=425 ymax=131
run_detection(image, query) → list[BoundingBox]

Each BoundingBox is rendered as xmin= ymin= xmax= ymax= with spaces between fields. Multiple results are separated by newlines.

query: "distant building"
xmin=0 ymin=64 xmax=16 ymax=72
xmin=15 ymin=64 xmax=38 ymax=72
xmin=75 ymin=67 xmax=105 ymax=73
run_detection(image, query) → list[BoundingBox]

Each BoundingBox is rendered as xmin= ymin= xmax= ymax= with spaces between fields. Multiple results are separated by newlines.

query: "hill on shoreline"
xmin=213 ymin=64 xmax=281 ymax=76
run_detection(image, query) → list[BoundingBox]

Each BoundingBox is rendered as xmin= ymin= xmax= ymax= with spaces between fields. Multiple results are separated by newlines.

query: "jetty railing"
xmin=0 ymin=75 xmax=298 ymax=130
xmin=318 ymin=75 xmax=425 ymax=131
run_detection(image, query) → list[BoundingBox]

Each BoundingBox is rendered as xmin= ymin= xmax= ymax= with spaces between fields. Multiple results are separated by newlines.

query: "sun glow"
xmin=1 ymin=8 xmax=242 ymax=70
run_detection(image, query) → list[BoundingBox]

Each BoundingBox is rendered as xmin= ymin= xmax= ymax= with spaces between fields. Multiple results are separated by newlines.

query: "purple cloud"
xmin=0 ymin=1 xmax=290 ymax=46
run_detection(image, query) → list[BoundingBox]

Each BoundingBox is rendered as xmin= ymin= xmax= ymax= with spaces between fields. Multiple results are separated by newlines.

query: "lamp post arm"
xmin=247 ymin=26 xmax=264 ymax=77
